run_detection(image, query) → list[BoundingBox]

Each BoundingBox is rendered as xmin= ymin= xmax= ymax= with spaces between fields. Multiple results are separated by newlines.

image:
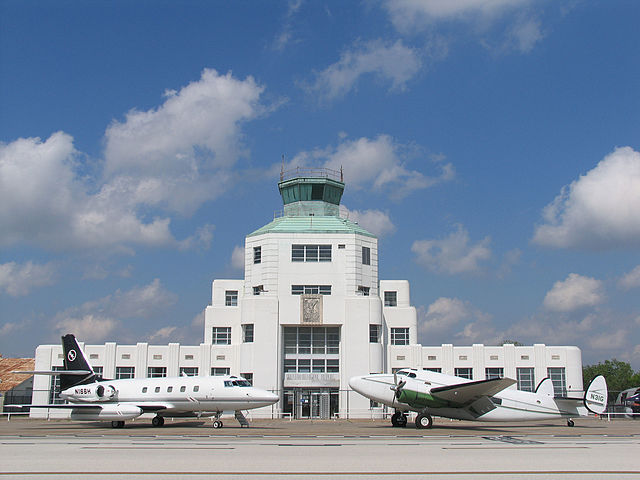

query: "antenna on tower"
xmin=281 ymin=155 xmax=285 ymax=181
xmin=340 ymin=166 xmax=343 ymax=182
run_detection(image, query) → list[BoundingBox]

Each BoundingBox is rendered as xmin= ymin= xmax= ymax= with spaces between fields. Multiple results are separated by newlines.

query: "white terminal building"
xmin=31 ymin=169 xmax=584 ymax=419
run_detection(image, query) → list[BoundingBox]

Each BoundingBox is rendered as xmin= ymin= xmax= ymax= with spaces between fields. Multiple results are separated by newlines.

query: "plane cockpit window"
xmin=224 ymin=381 xmax=233 ymax=387
xmin=236 ymin=380 xmax=251 ymax=387
xmin=397 ymin=370 xmax=408 ymax=376
xmin=408 ymin=372 xmax=417 ymax=378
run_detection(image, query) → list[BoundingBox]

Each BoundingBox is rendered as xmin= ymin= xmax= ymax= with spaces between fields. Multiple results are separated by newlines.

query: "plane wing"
xmin=8 ymin=402 xmax=174 ymax=412
xmin=430 ymin=377 xmax=517 ymax=407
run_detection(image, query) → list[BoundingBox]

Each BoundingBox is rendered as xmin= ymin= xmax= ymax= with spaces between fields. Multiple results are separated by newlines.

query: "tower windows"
xmin=242 ymin=324 xmax=254 ymax=343
xmin=225 ymin=290 xmax=238 ymax=306
xmin=291 ymin=285 xmax=331 ymax=295
xmin=390 ymin=328 xmax=409 ymax=345
xmin=362 ymin=246 xmax=371 ymax=265
xmin=253 ymin=246 xmax=261 ymax=264
xmin=212 ymin=327 xmax=231 ymax=345
xmin=292 ymin=244 xmax=332 ymax=262
xmin=384 ymin=291 xmax=397 ymax=307
xmin=369 ymin=324 xmax=381 ymax=343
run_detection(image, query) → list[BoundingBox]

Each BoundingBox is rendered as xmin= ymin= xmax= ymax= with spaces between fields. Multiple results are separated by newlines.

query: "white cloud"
xmin=411 ymin=224 xmax=491 ymax=274
xmin=420 ymin=297 xmax=470 ymax=333
xmin=231 ymin=245 xmax=245 ymax=271
xmin=619 ymin=265 xmax=640 ymax=290
xmin=543 ymin=273 xmax=605 ymax=312
xmin=53 ymin=279 xmax=177 ymax=337
xmin=340 ymin=206 xmax=396 ymax=237
xmin=383 ymin=0 xmax=531 ymax=32
xmin=104 ymin=69 xmax=265 ymax=215
xmin=533 ymin=147 xmax=640 ymax=250
xmin=148 ymin=326 xmax=178 ymax=343
xmin=272 ymin=0 xmax=304 ymax=51
xmin=0 ymin=322 xmax=21 ymax=336
xmin=1 ymin=70 xmax=269 ymax=253
xmin=289 ymin=134 xmax=454 ymax=198
xmin=54 ymin=314 xmax=119 ymax=343
xmin=506 ymin=16 xmax=544 ymax=53
xmin=304 ymin=39 xmax=422 ymax=102
xmin=0 ymin=261 xmax=56 ymax=296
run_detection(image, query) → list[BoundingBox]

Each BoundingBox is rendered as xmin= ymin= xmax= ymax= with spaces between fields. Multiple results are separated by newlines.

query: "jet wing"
xmin=430 ymin=377 xmax=516 ymax=407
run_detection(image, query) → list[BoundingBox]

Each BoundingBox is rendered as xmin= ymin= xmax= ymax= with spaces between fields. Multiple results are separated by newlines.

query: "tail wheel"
xmin=212 ymin=420 xmax=223 ymax=428
xmin=152 ymin=416 xmax=165 ymax=427
xmin=415 ymin=413 xmax=433 ymax=429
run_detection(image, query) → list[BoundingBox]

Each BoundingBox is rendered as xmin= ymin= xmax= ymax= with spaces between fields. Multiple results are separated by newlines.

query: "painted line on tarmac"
xmin=1 ymin=471 xmax=640 ymax=476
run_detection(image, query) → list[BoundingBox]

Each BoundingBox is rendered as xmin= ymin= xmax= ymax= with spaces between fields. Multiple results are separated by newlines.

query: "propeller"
xmin=390 ymin=372 xmax=407 ymax=401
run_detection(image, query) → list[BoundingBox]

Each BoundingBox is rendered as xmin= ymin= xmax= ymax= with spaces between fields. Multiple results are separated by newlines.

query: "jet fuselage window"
xmin=142 ymin=387 xmax=148 ymax=393
xmin=167 ymin=386 xmax=173 ymax=393
xmin=180 ymin=386 xmax=186 ymax=392
xmin=193 ymin=386 xmax=199 ymax=392
xmin=155 ymin=387 xmax=160 ymax=393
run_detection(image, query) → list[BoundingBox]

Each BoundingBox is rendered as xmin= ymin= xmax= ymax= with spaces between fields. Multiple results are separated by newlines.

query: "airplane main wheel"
xmin=567 ymin=419 xmax=575 ymax=427
xmin=415 ymin=413 xmax=433 ymax=429
xmin=212 ymin=420 xmax=223 ymax=429
xmin=111 ymin=420 xmax=125 ymax=429
xmin=152 ymin=416 xmax=165 ymax=427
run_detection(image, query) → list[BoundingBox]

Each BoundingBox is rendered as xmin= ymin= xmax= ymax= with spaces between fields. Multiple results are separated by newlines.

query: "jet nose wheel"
xmin=212 ymin=420 xmax=223 ymax=428
xmin=415 ymin=413 xmax=433 ymax=429
xmin=567 ymin=419 xmax=575 ymax=427
xmin=111 ymin=421 xmax=125 ymax=429
xmin=391 ymin=412 xmax=408 ymax=427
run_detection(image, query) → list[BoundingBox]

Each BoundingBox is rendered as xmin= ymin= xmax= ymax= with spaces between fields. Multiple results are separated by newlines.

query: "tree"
xmin=583 ymin=359 xmax=640 ymax=397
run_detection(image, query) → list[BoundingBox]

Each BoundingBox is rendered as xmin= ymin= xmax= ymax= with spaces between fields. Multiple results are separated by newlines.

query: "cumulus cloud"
xmin=340 ymin=206 xmax=396 ymax=237
xmin=543 ymin=273 xmax=605 ymax=312
xmin=411 ymin=224 xmax=491 ymax=274
xmin=52 ymin=279 xmax=178 ymax=342
xmin=303 ymin=39 xmax=422 ymax=102
xmin=148 ymin=326 xmax=178 ymax=343
xmin=0 ymin=261 xmax=56 ymax=296
xmin=231 ymin=245 xmax=245 ymax=271
xmin=289 ymin=134 xmax=454 ymax=198
xmin=619 ymin=265 xmax=640 ymax=290
xmin=533 ymin=147 xmax=640 ymax=250
xmin=420 ymin=297 xmax=470 ymax=333
xmin=1 ymin=70 xmax=268 ymax=253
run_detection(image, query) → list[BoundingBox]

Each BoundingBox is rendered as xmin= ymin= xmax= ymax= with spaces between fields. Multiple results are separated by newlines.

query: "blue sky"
xmin=1 ymin=0 xmax=639 ymax=368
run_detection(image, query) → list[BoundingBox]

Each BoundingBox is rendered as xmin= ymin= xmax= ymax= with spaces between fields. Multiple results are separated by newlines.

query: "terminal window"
xmin=369 ymin=324 xmax=381 ymax=343
xmin=455 ymin=367 xmax=473 ymax=379
xmin=242 ymin=324 xmax=254 ymax=343
xmin=517 ymin=367 xmax=535 ymax=392
xmin=116 ymin=366 xmax=135 ymax=379
xmin=211 ymin=367 xmax=230 ymax=376
xmin=148 ymin=367 xmax=167 ymax=378
xmin=292 ymin=244 xmax=332 ymax=262
xmin=485 ymin=367 xmax=504 ymax=379
xmin=291 ymin=285 xmax=331 ymax=295
xmin=212 ymin=327 xmax=231 ymax=345
xmin=390 ymin=328 xmax=409 ymax=345
xmin=225 ymin=290 xmax=238 ymax=306
xmin=384 ymin=291 xmax=397 ymax=307
xmin=362 ymin=246 xmax=371 ymax=265
xmin=253 ymin=246 xmax=261 ymax=264
xmin=179 ymin=367 xmax=198 ymax=376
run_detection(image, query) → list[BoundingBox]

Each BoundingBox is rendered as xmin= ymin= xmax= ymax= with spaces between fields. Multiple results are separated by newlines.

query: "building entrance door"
xmin=284 ymin=388 xmax=338 ymax=419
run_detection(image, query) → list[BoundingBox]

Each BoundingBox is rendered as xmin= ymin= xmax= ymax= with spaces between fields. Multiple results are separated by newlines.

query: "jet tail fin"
xmin=584 ymin=375 xmax=608 ymax=414
xmin=534 ymin=377 xmax=555 ymax=397
xmin=60 ymin=334 xmax=97 ymax=391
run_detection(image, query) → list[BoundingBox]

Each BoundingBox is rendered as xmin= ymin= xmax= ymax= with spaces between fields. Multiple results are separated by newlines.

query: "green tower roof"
xmin=247 ymin=215 xmax=375 ymax=237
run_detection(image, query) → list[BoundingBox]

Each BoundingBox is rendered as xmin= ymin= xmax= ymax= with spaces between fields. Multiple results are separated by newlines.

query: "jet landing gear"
xmin=152 ymin=416 xmax=165 ymax=427
xmin=111 ymin=420 xmax=125 ymax=428
xmin=212 ymin=412 xmax=223 ymax=429
xmin=415 ymin=413 xmax=433 ymax=429
xmin=567 ymin=419 xmax=575 ymax=427
xmin=391 ymin=411 xmax=408 ymax=427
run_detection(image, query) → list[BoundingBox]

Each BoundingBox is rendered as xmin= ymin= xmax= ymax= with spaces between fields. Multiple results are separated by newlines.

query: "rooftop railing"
xmin=279 ymin=166 xmax=343 ymax=183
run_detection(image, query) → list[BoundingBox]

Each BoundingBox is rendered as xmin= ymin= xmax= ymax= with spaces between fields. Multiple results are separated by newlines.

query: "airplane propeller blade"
xmin=390 ymin=372 xmax=406 ymax=401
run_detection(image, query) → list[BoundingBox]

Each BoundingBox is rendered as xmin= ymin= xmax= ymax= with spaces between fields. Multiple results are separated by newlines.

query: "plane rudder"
xmin=584 ymin=375 xmax=608 ymax=415
xmin=60 ymin=334 xmax=95 ymax=390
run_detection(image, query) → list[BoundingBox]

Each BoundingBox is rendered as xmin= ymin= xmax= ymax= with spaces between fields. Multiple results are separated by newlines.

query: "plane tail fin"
xmin=584 ymin=375 xmax=608 ymax=414
xmin=534 ymin=377 xmax=555 ymax=397
xmin=60 ymin=334 xmax=96 ymax=390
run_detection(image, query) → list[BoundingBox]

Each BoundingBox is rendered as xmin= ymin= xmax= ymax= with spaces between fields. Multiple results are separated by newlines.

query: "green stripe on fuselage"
xmin=397 ymin=389 xmax=448 ymax=409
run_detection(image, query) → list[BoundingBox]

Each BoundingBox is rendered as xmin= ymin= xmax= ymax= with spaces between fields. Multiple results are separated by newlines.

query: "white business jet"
xmin=349 ymin=369 xmax=607 ymax=429
xmin=13 ymin=334 xmax=279 ymax=428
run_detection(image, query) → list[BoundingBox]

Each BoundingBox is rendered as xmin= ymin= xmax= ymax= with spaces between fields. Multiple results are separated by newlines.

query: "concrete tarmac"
xmin=1 ymin=417 xmax=638 ymax=479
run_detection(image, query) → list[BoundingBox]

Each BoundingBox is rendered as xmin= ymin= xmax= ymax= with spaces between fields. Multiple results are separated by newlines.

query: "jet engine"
xmin=70 ymin=404 xmax=142 ymax=421
xmin=61 ymin=384 xmax=117 ymax=402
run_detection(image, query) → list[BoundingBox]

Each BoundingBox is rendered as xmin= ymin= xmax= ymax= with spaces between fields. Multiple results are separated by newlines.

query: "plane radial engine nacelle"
xmin=70 ymin=404 xmax=142 ymax=421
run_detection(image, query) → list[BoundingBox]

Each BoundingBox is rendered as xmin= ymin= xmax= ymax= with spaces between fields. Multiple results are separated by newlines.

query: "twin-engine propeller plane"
xmin=12 ymin=334 xmax=279 ymax=428
xmin=349 ymin=369 xmax=607 ymax=429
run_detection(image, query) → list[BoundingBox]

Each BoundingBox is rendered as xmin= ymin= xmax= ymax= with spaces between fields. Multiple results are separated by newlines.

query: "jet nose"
xmin=266 ymin=391 xmax=279 ymax=404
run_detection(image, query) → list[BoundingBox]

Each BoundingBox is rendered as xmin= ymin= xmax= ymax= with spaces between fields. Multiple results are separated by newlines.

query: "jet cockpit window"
xmin=224 ymin=381 xmax=233 ymax=387
xmin=397 ymin=370 xmax=409 ymax=376
xmin=236 ymin=380 xmax=251 ymax=387
xmin=408 ymin=372 xmax=417 ymax=378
